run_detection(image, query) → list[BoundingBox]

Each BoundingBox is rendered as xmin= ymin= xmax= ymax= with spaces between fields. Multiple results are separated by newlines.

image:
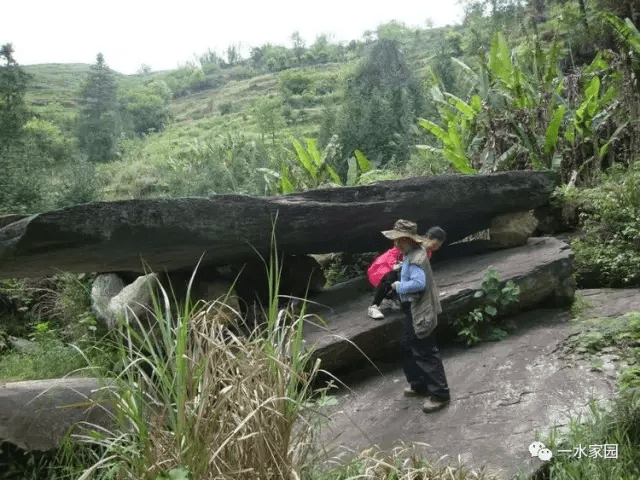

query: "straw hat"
xmin=381 ymin=219 xmax=425 ymax=243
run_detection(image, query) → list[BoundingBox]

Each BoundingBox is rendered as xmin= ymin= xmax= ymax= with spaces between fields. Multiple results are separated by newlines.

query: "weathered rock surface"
xmin=304 ymin=236 xmax=575 ymax=373
xmin=91 ymin=273 xmax=126 ymax=328
xmin=0 ymin=377 xmax=110 ymax=451
xmin=312 ymin=307 xmax=619 ymax=480
xmin=577 ymin=288 xmax=640 ymax=318
xmin=105 ymin=273 xmax=160 ymax=329
xmin=490 ymin=210 xmax=539 ymax=247
xmin=0 ymin=171 xmax=556 ymax=278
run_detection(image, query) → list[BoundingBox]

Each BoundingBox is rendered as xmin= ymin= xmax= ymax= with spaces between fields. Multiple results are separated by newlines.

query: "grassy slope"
xmin=22 ymin=61 xmax=351 ymax=147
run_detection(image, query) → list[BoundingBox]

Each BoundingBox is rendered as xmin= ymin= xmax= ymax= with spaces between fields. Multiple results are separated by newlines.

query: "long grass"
xmin=537 ymin=389 xmax=640 ymax=480
xmin=58 ymin=232 xmax=324 ymax=479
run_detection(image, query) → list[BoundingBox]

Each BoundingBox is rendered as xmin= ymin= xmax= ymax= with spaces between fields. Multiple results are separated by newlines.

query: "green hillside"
xmin=4 ymin=2 xmax=639 ymax=208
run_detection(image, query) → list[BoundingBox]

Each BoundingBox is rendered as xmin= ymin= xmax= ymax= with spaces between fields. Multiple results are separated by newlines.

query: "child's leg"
xmin=372 ymin=271 xmax=395 ymax=306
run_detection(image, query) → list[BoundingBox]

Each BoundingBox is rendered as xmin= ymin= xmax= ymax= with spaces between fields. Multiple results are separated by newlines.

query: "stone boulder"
xmin=303 ymin=236 xmax=575 ymax=373
xmin=105 ymin=273 xmax=160 ymax=329
xmin=91 ymin=273 xmax=126 ymax=327
xmin=0 ymin=171 xmax=557 ymax=278
xmin=0 ymin=377 xmax=110 ymax=451
xmin=489 ymin=210 xmax=539 ymax=247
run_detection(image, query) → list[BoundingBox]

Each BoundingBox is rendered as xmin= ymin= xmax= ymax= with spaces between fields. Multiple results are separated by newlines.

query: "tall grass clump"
xmin=67 ymin=245 xmax=324 ymax=479
xmin=538 ymin=389 xmax=640 ymax=479
xmin=307 ymin=442 xmax=502 ymax=480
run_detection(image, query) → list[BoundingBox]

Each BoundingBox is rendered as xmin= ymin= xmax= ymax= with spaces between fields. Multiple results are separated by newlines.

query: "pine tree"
xmin=0 ymin=44 xmax=49 ymax=213
xmin=77 ymin=53 xmax=118 ymax=162
xmin=332 ymin=39 xmax=424 ymax=177
xmin=0 ymin=43 xmax=31 ymax=150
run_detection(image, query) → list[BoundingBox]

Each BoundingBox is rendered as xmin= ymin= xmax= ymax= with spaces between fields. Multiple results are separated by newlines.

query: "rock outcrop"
xmin=0 ymin=171 xmax=557 ymax=278
xmin=1 ymin=237 xmax=575 ymax=454
xmin=90 ymin=253 xmax=326 ymax=330
xmin=0 ymin=378 xmax=111 ymax=451
xmin=304 ymin=236 xmax=575 ymax=373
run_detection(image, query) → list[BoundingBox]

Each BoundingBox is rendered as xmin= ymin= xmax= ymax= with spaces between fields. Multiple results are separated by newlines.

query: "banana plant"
xmin=488 ymin=32 xmax=535 ymax=109
xmin=603 ymin=13 xmax=640 ymax=56
xmin=417 ymin=84 xmax=482 ymax=174
xmin=290 ymin=137 xmax=342 ymax=187
xmin=258 ymin=136 xmax=344 ymax=194
xmin=257 ymin=162 xmax=295 ymax=195
xmin=564 ymin=75 xmax=620 ymax=162
xmin=346 ymin=149 xmax=374 ymax=186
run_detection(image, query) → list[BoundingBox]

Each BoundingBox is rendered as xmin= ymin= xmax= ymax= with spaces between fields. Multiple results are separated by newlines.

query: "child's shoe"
xmin=367 ymin=305 xmax=384 ymax=319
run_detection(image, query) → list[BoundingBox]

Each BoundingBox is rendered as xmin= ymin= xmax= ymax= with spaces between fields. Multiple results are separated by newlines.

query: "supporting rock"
xmin=489 ymin=210 xmax=539 ymax=247
xmin=304 ymin=236 xmax=575 ymax=373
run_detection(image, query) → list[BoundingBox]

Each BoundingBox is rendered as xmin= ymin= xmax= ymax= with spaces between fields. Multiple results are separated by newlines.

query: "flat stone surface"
xmin=577 ymin=288 xmax=640 ymax=318
xmin=312 ymin=307 xmax=622 ymax=479
xmin=0 ymin=377 xmax=109 ymax=451
xmin=304 ymin=237 xmax=574 ymax=373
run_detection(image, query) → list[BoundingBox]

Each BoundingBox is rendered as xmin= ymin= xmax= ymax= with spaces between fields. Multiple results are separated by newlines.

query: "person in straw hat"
xmin=381 ymin=219 xmax=450 ymax=413
xmin=366 ymin=226 xmax=446 ymax=320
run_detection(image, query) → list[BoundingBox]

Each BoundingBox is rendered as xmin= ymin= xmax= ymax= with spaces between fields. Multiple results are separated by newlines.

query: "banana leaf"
xmin=306 ymin=138 xmax=322 ymax=167
xmin=599 ymin=122 xmax=629 ymax=159
xmin=354 ymin=149 xmax=373 ymax=173
xmin=444 ymin=93 xmax=477 ymax=120
xmin=419 ymin=119 xmax=448 ymax=144
xmin=346 ymin=157 xmax=358 ymax=186
xmin=281 ymin=163 xmax=294 ymax=194
xmin=544 ymin=105 xmax=566 ymax=155
xmin=291 ymin=137 xmax=317 ymax=180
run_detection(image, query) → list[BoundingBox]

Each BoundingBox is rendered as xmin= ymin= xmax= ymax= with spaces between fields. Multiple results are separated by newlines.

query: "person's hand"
xmin=392 ymin=263 xmax=402 ymax=271
xmin=391 ymin=281 xmax=400 ymax=291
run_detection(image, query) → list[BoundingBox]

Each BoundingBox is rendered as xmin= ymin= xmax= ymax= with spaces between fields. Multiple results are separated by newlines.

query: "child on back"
xmin=366 ymin=226 xmax=446 ymax=319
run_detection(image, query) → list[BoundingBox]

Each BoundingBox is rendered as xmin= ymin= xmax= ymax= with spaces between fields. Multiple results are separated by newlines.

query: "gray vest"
xmin=406 ymin=246 xmax=442 ymax=339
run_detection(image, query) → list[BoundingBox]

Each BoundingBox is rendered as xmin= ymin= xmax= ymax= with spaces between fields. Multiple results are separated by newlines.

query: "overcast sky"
xmin=4 ymin=1 xmax=463 ymax=75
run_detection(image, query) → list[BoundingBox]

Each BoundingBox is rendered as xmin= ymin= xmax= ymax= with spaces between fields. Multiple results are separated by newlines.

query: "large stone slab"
xmin=303 ymin=236 xmax=575 ymax=373
xmin=0 ymin=171 xmax=556 ymax=278
xmin=312 ymin=307 xmax=618 ymax=479
xmin=0 ymin=377 xmax=109 ymax=451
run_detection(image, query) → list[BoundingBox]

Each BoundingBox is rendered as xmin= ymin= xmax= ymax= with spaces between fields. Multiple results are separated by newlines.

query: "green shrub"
xmin=279 ymin=70 xmax=314 ymax=95
xmin=54 ymin=159 xmax=101 ymax=208
xmin=562 ymin=163 xmax=640 ymax=286
xmin=218 ymin=102 xmax=233 ymax=115
xmin=161 ymin=66 xmax=204 ymax=98
xmin=452 ymin=267 xmax=520 ymax=346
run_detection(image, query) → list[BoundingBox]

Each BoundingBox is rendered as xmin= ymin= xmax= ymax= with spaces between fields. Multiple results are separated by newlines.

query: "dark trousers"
xmin=372 ymin=270 xmax=399 ymax=306
xmin=400 ymin=302 xmax=450 ymax=400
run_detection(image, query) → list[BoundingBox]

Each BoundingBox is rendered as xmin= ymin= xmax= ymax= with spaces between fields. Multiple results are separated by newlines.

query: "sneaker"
xmin=422 ymin=396 xmax=450 ymax=413
xmin=367 ymin=305 xmax=384 ymax=319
